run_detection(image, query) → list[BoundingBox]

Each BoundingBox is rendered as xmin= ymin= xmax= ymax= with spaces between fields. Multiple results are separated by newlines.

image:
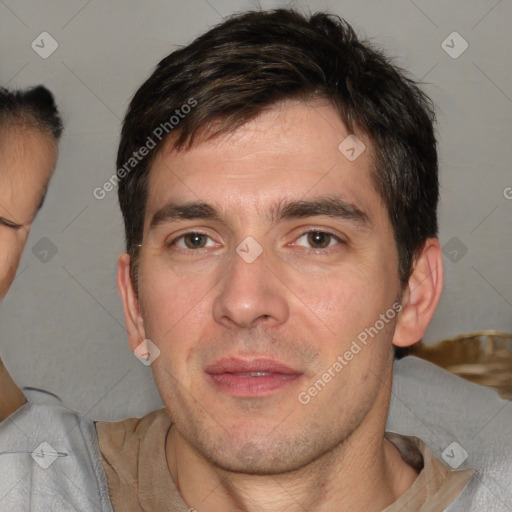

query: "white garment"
xmin=0 ymin=391 xmax=113 ymax=512
xmin=387 ymin=356 xmax=512 ymax=511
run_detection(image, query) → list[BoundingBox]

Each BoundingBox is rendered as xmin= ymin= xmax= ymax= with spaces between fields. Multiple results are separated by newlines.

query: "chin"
xmin=196 ymin=428 xmax=323 ymax=476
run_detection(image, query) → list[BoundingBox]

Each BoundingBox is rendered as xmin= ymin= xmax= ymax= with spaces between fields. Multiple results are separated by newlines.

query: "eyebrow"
xmin=272 ymin=196 xmax=371 ymax=229
xmin=149 ymin=195 xmax=372 ymax=231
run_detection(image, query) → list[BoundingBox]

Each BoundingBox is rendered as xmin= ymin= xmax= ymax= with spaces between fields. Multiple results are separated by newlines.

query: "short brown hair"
xmin=118 ymin=9 xmax=438 ymax=289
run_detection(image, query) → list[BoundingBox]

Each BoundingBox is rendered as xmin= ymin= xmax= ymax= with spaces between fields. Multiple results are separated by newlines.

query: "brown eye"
xmin=183 ymin=233 xmax=208 ymax=249
xmin=294 ymin=229 xmax=344 ymax=251
xmin=166 ymin=231 xmax=218 ymax=252
xmin=306 ymin=231 xmax=333 ymax=249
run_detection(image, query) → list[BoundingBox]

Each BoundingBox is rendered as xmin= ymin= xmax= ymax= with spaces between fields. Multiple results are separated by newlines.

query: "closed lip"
xmin=204 ymin=357 xmax=302 ymax=375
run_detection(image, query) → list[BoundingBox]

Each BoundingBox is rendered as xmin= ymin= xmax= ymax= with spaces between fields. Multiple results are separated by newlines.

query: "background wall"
xmin=0 ymin=0 xmax=511 ymax=421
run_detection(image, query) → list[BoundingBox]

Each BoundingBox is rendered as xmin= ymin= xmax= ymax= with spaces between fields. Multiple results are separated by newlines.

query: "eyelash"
xmin=0 ymin=217 xmax=22 ymax=229
xmin=165 ymin=229 xmax=345 ymax=253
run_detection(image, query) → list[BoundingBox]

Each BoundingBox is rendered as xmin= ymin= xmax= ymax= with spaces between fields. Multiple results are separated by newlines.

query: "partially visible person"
xmin=0 ymin=85 xmax=63 ymax=421
xmin=0 ymin=88 xmax=111 ymax=511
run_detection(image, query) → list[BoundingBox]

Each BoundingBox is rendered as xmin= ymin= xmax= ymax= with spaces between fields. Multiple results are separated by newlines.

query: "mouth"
xmin=205 ymin=357 xmax=303 ymax=397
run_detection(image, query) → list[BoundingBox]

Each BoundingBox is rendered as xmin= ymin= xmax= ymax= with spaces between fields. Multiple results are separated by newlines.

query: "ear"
xmin=117 ymin=252 xmax=146 ymax=352
xmin=393 ymin=238 xmax=443 ymax=347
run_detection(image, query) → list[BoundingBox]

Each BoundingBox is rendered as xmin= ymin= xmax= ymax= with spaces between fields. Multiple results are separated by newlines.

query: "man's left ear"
xmin=393 ymin=238 xmax=443 ymax=348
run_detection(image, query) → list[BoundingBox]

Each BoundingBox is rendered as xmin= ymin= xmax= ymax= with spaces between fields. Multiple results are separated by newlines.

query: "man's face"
xmin=132 ymin=100 xmax=403 ymax=473
xmin=0 ymin=128 xmax=56 ymax=299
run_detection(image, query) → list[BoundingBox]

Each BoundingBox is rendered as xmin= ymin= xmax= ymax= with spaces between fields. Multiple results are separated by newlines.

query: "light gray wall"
xmin=0 ymin=0 xmax=510 ymax=421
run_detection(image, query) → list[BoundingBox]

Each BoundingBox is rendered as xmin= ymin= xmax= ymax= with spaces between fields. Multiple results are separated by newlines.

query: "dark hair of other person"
xmin=117 ymin=9 xmax=439 ymax=293
xmin=0 ymin=85 xmax=63 ymax=211
xmin=0 ymin=85 xmax=63 ymax=140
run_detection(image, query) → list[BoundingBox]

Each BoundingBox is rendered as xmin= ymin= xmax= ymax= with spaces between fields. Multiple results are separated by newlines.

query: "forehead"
xmin=0 ymin=127 xmax=57 ymax=222
xmin=0 ymin=126 xmax=56 ymax=175
xmin=144 ymin=100 xmax=382 ymax=224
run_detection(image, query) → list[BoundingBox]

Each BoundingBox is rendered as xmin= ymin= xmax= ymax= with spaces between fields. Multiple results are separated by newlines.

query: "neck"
xmin=166 ymin=400 xmax=418 ymax=511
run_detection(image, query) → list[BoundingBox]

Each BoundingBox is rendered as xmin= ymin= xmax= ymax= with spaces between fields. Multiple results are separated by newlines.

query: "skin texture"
xmin=118 ymin=100 xmax=443 ymax=512
xmin=0 ymin=125 xmax=58 ymax=422
xmin=0 ymin=127 xmax=57 ymax=299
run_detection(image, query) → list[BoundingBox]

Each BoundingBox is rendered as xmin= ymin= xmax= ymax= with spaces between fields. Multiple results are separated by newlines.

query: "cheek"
xmin=291 ymin=258 xmax=399 ymax=361
xmin=289 ymin=259 xmax=376 ymax=329
xmin=138 ymin=257 xmax=213 ymax=341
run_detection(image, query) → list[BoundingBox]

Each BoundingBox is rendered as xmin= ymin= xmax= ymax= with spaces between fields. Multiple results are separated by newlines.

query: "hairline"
xmin=128 ymin=99 xmax=394 ymax=290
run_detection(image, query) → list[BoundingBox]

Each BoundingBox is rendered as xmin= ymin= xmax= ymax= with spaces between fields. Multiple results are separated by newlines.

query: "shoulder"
xmin=389 ymin=356 xmax=512 ymax=510
xmin=96 ymin=408 xmax=172 ymax=483
xmin=96 ymin=408 xmax=171 ymax=463
xmin=390 ymin=356 xmax=512 ymax=431
xmin=96 ymin=408 xmax=171 ymax=444
xmin=0 ymin=400 xmax=113 ymax=511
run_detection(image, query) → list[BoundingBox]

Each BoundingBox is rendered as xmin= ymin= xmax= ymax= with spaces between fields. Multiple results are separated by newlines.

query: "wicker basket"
xmin=410 ymin=330 xmax=512 ymax=400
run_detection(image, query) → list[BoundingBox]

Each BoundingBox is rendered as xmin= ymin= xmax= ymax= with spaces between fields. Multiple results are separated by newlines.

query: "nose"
xmin=212 ymin=243 xmax=289 ymax=329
